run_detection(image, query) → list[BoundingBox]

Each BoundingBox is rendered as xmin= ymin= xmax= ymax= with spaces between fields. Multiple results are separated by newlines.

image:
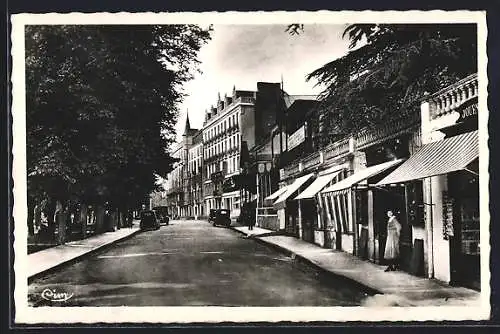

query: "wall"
xmin=277 ymin=208 xmax=286 ymax=230
xmin=342 ymin=234 xmax=354 ymax=254
xmin=255 ymin=82 xmax=281 ymax=146
xmin=314 ymin=230 xmax=325 ymax=247
xmin=429 ymin=174 xmax=451 ymax=283
xmin=240 ymin=105 xmax=256 ymax=149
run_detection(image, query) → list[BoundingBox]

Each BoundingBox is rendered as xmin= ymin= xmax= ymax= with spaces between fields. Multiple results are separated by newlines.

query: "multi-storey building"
xmin=202 ymin=88 xmax=253 ymax=220
xmin=188 ymin=130 xmax=204 ymax=218
xmin=165 ymin=142 xmax=184 ymax=217
xmin=165 ymin=114 xmax=199 ymax=218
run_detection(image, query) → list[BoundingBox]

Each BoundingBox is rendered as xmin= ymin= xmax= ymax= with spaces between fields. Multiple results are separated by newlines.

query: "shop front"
xmin=295 ymin=164 xmax=348 ymax=247
xmin=321 ymin=159 xmax=404 ymax=256
xmin=264 ymin=186 xmax=288 ymax=231
xmin=273 ymin=173 xmax=314 ymax=237
xmin=377 ymin=130 xmax=480 ymax=289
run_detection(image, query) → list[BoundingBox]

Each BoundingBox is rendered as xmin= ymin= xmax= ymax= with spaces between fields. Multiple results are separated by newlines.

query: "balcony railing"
xmin=302 ymin=151 xmax=322 ymax=171
xmin=323 ymin=137 xmax=350 ymax=161
xmin=283 ymin=163 xmax=300 ymax=178
xmin=356 ymin=112 xmax=420 ymax=150
xmin=235 ymin=96 xmax=255 ymax=105
xmin=428 ymin=73 xmax=478 ymax=120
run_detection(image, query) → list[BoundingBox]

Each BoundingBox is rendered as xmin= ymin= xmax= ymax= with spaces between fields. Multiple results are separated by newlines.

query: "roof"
xmin=284 ymin=94 xmax=318 ymax=109
xmin=377 ymin=131 xmax=478 ymax=185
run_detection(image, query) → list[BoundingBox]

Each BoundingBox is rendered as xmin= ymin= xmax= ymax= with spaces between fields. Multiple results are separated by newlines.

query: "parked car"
xmin=208 ymin=209 xmax=231 ymax=227
xmin=140 ymin=210 xmax=161 ymax=230
xmin=152 ymin=206 xmax=170 ymax=225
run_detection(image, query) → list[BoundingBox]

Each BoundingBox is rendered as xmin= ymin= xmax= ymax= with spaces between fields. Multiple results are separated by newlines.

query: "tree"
xmin=25 ymin=25 xmax=211 ymax=235
xmin=288 ymin=24 xmax=477 ymax=145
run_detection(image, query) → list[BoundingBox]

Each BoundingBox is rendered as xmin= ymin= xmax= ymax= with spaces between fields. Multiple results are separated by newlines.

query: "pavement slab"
xmin=231 ymin=225 xmax=481 ymax=306
xmin=27 ymin=223 xmax=140 ymax=279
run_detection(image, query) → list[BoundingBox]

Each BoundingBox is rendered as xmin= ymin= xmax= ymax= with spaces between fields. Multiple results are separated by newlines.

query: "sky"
xmin=174 ymin=24 xmax=351 ymax=141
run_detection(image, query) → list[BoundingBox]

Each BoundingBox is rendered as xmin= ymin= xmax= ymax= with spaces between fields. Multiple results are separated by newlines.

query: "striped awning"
xmin=377 ymin=130 xmax=479 ymax=185
xmin=322 ymin=159 xmax=404 ymax=195
xmin=265 ymin=186 xmax=288 ymax=201
xmin=273 ymin=173 xmax=314 ymax=209
xmin=294 ymin=169 xmax=344 ymax=200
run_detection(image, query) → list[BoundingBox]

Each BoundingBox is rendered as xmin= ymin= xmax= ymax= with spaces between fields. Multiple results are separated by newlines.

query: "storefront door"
xmin=286 ymin=201 xmax=299 ymax=237
xmin=301 ymin=200 xmax=316 ymax=243
xmin=373 ymin=187 xmax=412 ymax=269
xmin=448 ymin=171 xmax=480 ymax=291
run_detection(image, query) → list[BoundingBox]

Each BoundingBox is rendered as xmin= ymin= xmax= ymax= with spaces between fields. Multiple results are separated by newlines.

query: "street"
xmin=28 ymin=220 xmax=370 ymax=306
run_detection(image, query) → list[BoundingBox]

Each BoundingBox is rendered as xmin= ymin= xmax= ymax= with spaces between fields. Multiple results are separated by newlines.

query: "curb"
xmin=229 ymin=226 xmax=381 ymax=296
xmin=28 ymin=228 xmax=142 ymax=283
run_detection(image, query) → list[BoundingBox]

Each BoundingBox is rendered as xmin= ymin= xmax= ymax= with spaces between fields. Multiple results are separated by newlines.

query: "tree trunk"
xmin=34 ymin=204 xmax=41 ymax=235
xmin=27 ymin=199 xmax=35 ymax=236
xmin=46 ymin=200 xmax=56 ymax=242
xmin=80 ymin=205 xmax=88 ymax=239
xmin=118 ymin=210 xmax=124 ymax=229
xmin=95 ymin=205 xmax=105 ymax=234
xmin=109 ymin=212 xmax=117 ymax=232
xmin=55 ymin=201 xmax=66 ymax=245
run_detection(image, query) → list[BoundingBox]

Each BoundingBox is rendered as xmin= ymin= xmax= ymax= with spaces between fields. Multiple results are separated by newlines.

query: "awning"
xmin=377 ymin=130 xmax=479 ymax=185
xmin=322 ymin=159 xmax=404 ymax=195
xmin=295 ymin=169 xmax=344 ymax=200
xmin=273 ymin=173 xmax=314 ymax=208
xmin=265 ymin=186 xmax=288 ymax=201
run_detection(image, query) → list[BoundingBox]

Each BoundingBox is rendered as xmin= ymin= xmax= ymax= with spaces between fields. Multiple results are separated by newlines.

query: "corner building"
xmin=202 ymin=88 xmax=253 ymax=220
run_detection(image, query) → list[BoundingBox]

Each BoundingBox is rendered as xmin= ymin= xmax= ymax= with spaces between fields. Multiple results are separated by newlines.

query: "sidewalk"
xmin=231 ymin=225 xmax=481 ymax=306
xmin=28 ymin=222 xmax=140 ymax=281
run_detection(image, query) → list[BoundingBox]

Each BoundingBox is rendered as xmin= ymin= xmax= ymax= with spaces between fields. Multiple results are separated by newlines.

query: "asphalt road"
xmin=28 ymin=220 xmax=370 ymax=306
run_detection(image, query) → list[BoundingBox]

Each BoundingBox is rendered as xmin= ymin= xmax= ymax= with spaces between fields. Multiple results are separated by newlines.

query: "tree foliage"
xmin=289 ymin=24 xmax=477 ymax=145
xmin=26 ymin=25 xmax=211 ymax=209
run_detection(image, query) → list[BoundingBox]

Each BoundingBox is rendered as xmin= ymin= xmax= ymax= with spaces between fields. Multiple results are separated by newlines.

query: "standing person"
xmin=384 ymin=210 xmax=402 ymax=272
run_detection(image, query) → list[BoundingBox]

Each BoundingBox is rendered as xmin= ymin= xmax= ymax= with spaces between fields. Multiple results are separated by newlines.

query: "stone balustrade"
xmin=283 ymin=163 xmax=300 ymax=178
xmin=302 ymin=151 xmax=322 ymax=171
xmin=356 ymin=112 xmax=420 ymax=150
xmin=323 ymin=137 xmax=350 ymax=161
xmin=429 ymin=73 xmax=478 ymax=119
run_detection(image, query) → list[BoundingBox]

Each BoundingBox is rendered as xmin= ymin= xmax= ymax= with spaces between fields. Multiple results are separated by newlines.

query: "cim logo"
xmin=41 ymin=288 xmax=74 ymax=302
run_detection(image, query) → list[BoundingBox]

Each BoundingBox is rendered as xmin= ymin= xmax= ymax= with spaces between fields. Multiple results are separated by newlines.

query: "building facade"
xmin=202 ymin=88 xmax=252 ymax=219
xmin=378 ymin=73 xmax=480 ymax=289
xmin=264 ymin=73 xmax=481 ymax=290
xmin=164 ymin=115 xmax=199 ymax=218
xmin=188 ymin=130 xmax=204 ymax=218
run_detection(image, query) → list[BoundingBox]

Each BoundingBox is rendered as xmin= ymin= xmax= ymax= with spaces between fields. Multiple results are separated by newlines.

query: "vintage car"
xmin=139 ymin=210 xmax=161 ymax=230
xmin=152 ymin=206 xmax=170 ymax=225
xmin=208 ymin=209 xmax=231 ymax=227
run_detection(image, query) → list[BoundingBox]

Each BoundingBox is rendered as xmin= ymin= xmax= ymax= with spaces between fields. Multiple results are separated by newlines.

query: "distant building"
xmin=188 ymin=129 xmax=204 ymax=218
xmin=202 ymin=87 xmax=254 ymax=220
xmin=165 ymin=113 xmax=199 ymax=218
